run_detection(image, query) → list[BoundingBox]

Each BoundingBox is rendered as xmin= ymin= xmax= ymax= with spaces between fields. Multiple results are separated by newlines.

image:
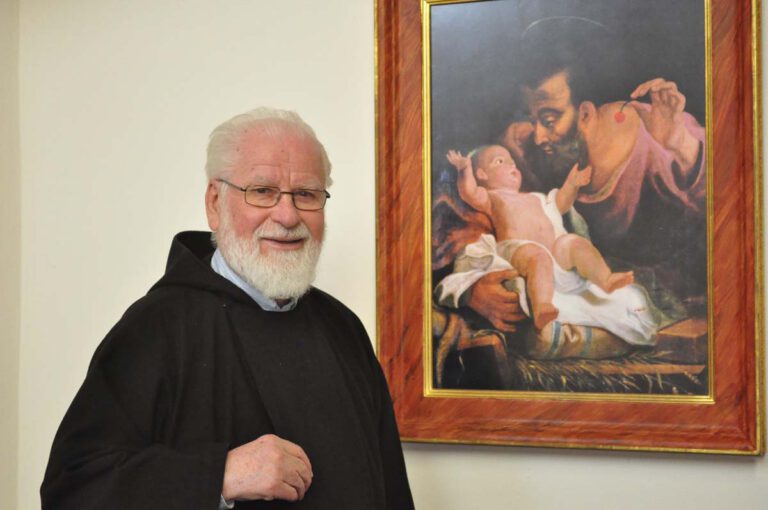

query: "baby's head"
xmin=470 ymin=145 xmax=522 ymax=191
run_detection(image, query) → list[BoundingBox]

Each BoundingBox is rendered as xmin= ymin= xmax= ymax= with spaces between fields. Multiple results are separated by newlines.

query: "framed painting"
xmin=376 ymin=0 xmax=764 ymax=453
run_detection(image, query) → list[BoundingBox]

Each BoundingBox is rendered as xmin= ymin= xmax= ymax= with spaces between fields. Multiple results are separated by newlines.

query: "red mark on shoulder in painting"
xmin=615 ymin=100 xmax=631 ymax=123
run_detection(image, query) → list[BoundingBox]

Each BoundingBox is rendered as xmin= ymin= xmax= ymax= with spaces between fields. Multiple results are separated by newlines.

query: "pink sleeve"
xmin=645 ymin=112 xmax=706 ymax=214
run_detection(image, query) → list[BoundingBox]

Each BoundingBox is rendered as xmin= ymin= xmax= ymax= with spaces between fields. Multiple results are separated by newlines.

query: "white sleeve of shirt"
xmin=219 ymin=495 xmax=235 ymax=509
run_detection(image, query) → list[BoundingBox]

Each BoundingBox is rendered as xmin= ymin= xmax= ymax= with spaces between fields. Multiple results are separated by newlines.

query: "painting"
xmin=429 ymin=0 xmax=709 ymax=395
xmin=376 ymin=0 xmax=764 ymax=453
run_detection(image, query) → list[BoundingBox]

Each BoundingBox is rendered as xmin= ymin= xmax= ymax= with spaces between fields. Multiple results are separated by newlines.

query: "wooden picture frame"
xmin=376 ymin=0 xmax=764 ymax=454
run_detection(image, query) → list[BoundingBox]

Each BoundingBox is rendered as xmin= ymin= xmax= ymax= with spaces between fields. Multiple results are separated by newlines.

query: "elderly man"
xmin=42 ymin=108 xmax=414 ymax=509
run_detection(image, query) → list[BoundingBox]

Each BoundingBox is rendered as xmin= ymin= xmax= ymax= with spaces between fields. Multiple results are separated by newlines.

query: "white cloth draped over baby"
xmin=435 ymin=224 xmax=659 ymax=346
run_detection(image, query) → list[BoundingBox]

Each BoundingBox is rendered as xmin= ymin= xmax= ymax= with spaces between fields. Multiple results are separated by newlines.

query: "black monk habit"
xmin=41 ymin=231 xmax=414 ymax=510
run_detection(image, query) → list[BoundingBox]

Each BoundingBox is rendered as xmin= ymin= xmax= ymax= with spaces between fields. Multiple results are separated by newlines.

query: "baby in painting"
xmin=447 ymin=145 xmax=634 ymax=330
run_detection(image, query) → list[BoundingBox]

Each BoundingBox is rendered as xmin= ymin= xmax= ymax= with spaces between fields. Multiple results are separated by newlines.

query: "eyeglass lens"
xmin=244 ymin=186 xmax=327 ymax=210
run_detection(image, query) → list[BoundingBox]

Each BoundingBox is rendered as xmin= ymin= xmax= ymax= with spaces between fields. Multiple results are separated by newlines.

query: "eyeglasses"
xmin=216 ymin=178 xmax=330 ymax=211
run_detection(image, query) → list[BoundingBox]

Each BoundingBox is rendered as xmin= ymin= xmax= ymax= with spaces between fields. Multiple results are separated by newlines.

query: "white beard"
xmin=216 ymin=214 xmax=323 ymax=300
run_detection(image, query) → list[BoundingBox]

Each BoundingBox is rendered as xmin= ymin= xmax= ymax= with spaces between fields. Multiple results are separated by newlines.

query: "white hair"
xmin=205 ymin=107 xmax=333 ymax=186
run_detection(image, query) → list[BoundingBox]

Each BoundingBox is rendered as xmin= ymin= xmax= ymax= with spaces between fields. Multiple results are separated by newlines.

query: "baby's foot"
xmin=533 ymin=303 xmax=559 ymax=330
xmin=604 ymin=271 xmax=634 ymax=292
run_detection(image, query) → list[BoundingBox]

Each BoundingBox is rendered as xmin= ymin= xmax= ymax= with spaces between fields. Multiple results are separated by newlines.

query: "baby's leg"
xmin=552 ymin=234 xmax=634 ymax=292
xmin=510 ymin=244 xmax=559 ymax=329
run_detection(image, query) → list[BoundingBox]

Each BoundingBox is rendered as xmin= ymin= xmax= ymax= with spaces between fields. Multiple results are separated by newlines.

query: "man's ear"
xmin=205 ymin=181 xmax=221 ymax=231
xmin=577 ymin=101 xmax=597 ymax=129
xmin=476 ymin=168 xmax=489 ymax=182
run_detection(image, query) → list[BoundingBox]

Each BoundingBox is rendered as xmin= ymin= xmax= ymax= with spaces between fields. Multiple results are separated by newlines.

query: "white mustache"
xmin=254 ymin=221 xmax=310 ymax=241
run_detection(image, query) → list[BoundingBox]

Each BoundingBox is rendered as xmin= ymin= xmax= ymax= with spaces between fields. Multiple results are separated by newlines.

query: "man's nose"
xmin=268 ymin=193 xmax=301 ymax=227
xmin=533 ymin=123 xmax=549 ymax=146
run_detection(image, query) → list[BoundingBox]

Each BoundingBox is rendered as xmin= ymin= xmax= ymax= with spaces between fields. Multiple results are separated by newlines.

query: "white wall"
xmin=13 ymin=1 xmax=768 ymax=508
xmin=0 ymin=0 xmax=20 ymax=508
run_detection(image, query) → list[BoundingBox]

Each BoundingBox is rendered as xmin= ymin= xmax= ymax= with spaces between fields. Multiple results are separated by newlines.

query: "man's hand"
xmin=222 ymin=434 xmax=313 ymax=503
xmin=466 ymin=270 xmax=527 ymax=332
xmin=629 ymin=78 xmax=699 ymax=170
xmin=446 ymin=149 xmax=471 ymax=172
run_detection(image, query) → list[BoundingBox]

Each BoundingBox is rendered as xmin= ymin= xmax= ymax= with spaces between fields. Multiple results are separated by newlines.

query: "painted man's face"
xmin=523 ymin=70 xmax=578 ymax=151
xmin=523 ymin=70 xmax=582 ymax=186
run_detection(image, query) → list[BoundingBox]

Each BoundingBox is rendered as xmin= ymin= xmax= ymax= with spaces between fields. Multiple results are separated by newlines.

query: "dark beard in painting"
xmin=528 ymin=125 xmax=582 ymax=191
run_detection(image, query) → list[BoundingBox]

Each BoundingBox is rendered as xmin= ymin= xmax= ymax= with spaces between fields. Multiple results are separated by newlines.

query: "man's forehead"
xmin=234 ymin=127 xmax=324 ymax=176
xmin=524 ymin=71 xmax=573 ymax=110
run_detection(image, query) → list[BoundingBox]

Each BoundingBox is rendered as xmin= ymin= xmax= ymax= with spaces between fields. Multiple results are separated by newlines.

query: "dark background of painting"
xmin=428 ymin=0 xmax=706 ymax=174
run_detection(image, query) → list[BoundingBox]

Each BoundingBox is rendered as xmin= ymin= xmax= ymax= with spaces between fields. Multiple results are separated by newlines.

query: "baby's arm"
xmin=447 ymin=150 xmax=491 ymax=214
xmin=555 ymin=163 xmax=592 ymax=213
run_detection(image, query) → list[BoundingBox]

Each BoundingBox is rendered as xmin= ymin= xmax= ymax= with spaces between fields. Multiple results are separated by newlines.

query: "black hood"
xmin=149 ymin=231 xmax=255 ymax=305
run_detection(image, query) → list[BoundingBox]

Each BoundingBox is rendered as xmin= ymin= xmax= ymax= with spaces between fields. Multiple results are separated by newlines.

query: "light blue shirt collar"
xmin=210 ymin=248 xmax=297 ymax=312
